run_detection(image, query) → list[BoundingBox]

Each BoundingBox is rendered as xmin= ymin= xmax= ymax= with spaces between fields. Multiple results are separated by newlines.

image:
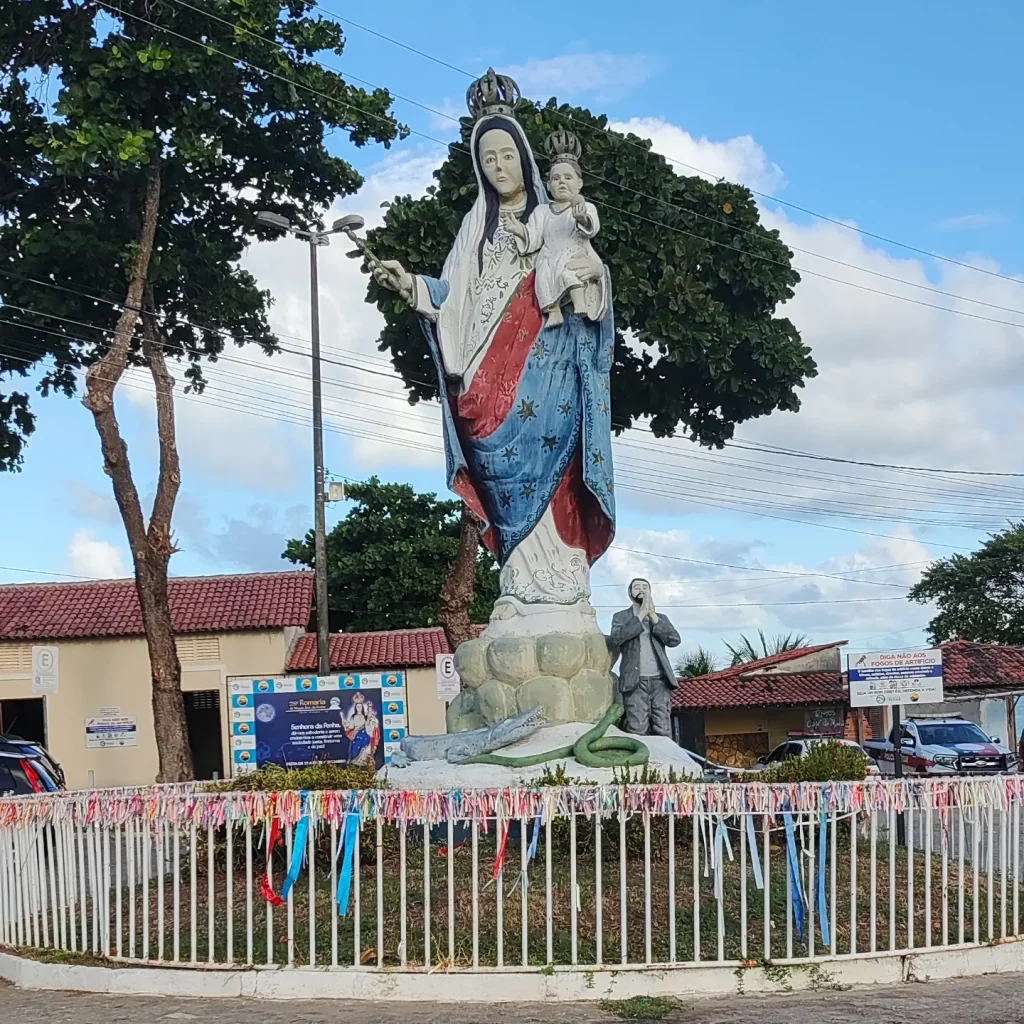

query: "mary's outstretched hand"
xmin=567 ymin=254 xmax=603 ymax=284
xmin=372 ymin=259 xmax=415 ymax=303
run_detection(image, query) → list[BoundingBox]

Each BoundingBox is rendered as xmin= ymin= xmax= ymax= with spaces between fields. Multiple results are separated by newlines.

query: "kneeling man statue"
xmin=610 ymin=579 xmax=681 ymax=736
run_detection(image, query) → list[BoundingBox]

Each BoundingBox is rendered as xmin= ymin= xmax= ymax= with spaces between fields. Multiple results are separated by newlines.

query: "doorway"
xmin=183 ymin=689 xmax=224 ymax=780
xmin=0 ymin=697 xmax=46 ymax=745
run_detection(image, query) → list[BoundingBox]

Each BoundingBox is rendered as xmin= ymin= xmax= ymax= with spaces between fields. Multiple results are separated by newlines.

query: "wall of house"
xmin=702 ymin=705 xmax=846 ymax=766
xmin=0 ymin=630 xmax=289 ymax=790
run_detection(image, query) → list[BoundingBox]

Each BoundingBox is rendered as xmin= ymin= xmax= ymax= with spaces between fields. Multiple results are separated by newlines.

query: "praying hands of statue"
xmin=371 ymin=258 xmax=416 ymax=305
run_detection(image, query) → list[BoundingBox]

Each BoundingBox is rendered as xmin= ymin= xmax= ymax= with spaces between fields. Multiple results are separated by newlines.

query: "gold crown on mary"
xmin=543 ymin=128 xmax=583 ymax=170
xmin=466 ymin=68 xmax=521 ymax=119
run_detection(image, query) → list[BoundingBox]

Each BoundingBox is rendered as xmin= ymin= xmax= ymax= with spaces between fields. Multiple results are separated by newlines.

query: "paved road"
xmin=6 ymin=975 xmax=1024 ymax=1024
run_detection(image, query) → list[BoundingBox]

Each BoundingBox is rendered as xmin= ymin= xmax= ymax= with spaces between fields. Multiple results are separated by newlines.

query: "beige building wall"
xmin=0 ymin=630 xmax=289 ymax=790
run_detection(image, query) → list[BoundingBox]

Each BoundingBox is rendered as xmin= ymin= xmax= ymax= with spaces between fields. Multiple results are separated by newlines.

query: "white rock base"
xmin=447 ymin=630 xmax=617 ymax=732
xmin=380 ymin=722 xmax=701 ymax=788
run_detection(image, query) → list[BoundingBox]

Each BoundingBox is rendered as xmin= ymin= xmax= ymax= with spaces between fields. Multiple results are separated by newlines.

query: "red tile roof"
xmin=287 ymin=627 xmax=456 ymax=671
xmin=673 ymin=671 xmax=846 ymax=709
xmin=940 ymin=640 xmax=1024 ymax=690
xmin=671 ymin=642 xmax=847 ymax=710
xmin=0 ymin=572 xmax=313 ymax=641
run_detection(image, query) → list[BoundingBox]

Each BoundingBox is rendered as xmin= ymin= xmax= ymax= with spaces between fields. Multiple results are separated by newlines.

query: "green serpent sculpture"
xmin=465 ymin=702 xmax=649 ymax=769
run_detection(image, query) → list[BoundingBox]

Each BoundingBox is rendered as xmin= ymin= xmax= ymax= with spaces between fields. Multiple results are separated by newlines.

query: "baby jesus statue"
xmin=504 ymin=129 xmax=606 ymax=327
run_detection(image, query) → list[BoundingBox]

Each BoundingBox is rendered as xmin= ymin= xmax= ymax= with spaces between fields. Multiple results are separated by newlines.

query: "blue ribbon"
xmin=817 ymin=810 xmax=831 ymax=948
xmin=745 ymin=808 xmax=764 ymax=891
xmin=336 ymin=804 xmax=361 ymax=915
xmin=279 ymin=793 xmax=310 ymax=902
xmin=782 ymin=807 xmax=805 ymax=941
xmin=527 ymin=809 xmax=543 ymax=863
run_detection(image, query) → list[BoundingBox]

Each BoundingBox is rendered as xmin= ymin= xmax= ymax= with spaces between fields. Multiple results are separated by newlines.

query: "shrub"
xmin=750 ymin=741 xmax=868 ymax=783
xmin=208 ymin=761 xmax=382 ymax=793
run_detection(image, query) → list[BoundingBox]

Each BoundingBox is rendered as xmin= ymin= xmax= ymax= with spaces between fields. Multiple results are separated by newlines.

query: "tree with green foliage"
xmin=725 ymin=629 xmax=810 ymax=666
xmin=909 ymin=524 xmax=1024 ymax=644
xmin=363 ymin=97 xmax=816 ymax=642
xmin=674 ymin=646 xmax=718 ymax=678
xmin=0 ymin=0 xmax=400 ymax=778
xmin=284 ymin=478 xmax=499 ymax=633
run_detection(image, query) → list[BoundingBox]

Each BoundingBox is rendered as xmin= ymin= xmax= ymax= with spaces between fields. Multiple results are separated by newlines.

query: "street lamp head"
xmin=256 ymin=210 xmax=292 ymax=232
xmin=332 ymin=214 xmax=365 ymax=235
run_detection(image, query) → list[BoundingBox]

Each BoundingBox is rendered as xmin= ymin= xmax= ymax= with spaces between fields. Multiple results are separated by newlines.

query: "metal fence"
xmin=1 ymin=777 xmax=1022 ymax=972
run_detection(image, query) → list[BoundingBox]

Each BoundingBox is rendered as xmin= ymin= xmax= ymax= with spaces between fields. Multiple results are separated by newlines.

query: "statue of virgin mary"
xmin=373 ymin=70 xmax=615 ymax=642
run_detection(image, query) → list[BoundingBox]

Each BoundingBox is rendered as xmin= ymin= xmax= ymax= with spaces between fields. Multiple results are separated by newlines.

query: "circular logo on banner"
xmin=387 ymin=702 xmax=399 ymax=714
xmin=256 ymin=703 xmax=276 ymax=723
xmin=238 ymin=723 xmax=250 ymax=735
xmin=257 ymin=680 xmax=270 ymax=692
xmin=386 ymin=673 xmax=399 ymax=686
xmin=910 ymin=692 xmax=920 ymax=702
xmin=239 ymin=751 xmax=251 ymax=762
xmin=389 ymin=729 xmax=400 ymax=741
xmin=343 ymin=676 xmax=357 ymax=688
xmin=236 ymin=695 xmax=249 ymax=707
xmin=300 ymin=678 xmax=313 ymax=690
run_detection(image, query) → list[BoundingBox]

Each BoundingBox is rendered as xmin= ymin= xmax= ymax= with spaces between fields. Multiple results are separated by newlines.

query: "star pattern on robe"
xmin=533 ymin=338 xmax=549 ymax=359
xmin=518 ymin=399 xmax=536 ymax=421
xmin=541 ymin=435 xmax=559 ymax=450
xmin=521 ymin=482 xmax=537 ymax=499
xmin=499 ymin=491 xmax=512 ymax=509
xmin=591 ymin=450 xmax=605 ymax=466
xmin=599 ymin=400 xmax=609 ymax=415
xmin=501 ymin=445 xmax=519 ymax=462
xmin=558 ymin=401 xmax=572 ymax=416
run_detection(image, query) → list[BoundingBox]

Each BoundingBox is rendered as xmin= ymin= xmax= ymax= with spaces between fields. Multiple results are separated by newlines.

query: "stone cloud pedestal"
xmin=446 ymin=629 xmax=617 ymax=732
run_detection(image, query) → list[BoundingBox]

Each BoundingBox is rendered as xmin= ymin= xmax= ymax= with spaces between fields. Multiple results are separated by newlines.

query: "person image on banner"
xmin=342 ymin=692 xmax=381 ymax=766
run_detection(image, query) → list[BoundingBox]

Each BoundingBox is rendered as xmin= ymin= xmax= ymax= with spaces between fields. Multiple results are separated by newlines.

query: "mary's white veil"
xmin=435 ymin=115 xmax=547 ymax=369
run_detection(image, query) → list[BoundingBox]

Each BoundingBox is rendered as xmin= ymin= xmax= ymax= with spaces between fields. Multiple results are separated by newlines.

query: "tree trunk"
xmin=82 ymin=158 xmax=194 ymax=782
xmin=439 ymin=503 xmax=483 ymax=652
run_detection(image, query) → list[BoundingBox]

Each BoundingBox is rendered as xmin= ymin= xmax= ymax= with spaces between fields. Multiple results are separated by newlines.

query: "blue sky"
xmin=3 ymin=0 xmax=1023 ymax=668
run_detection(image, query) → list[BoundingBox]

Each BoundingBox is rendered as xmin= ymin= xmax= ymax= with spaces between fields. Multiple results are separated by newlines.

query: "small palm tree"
xmin=675 ymin=646 xmax=718 ymax=678
xmin=725 ymin=629 xmax=810 ymax=667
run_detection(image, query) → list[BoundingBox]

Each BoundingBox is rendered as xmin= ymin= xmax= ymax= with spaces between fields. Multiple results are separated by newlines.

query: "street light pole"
xmin=308 ymin=239 xmax=330 ymax=677
xmin=256 ymin=210 xmax=369 ymax=679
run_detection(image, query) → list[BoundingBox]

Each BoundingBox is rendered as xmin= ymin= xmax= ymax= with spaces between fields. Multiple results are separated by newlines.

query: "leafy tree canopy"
xmin=365 ymin=99 xmax=816 ymax=445
xmin=909 ymin=524 xmax=1024 ymax=644
xmin=283 ymin=478 xmax=500 ymax=632
xmin=0 ymin=0 xmax=402 ymax=470
xmin=725 ymin=630 xmax=810 ymax=666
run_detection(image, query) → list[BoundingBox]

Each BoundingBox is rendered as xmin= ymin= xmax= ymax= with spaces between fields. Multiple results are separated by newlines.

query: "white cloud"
xmin=593 ymin=526 xmax=934 ymax=653
xmin=507 ymin=53 xmax=660 ymax=102
xmin=937 ymin=212 xmax=1008 ymax=232
xmin=610 ymin=116 xmax=787 ymax=195
xmin=66 ymin=530 xmax=126 ymax=579
xmin=117 ymin=147 xmax=444 ymax=492
xmin=65 ymin=480 xmax=120 ymax=526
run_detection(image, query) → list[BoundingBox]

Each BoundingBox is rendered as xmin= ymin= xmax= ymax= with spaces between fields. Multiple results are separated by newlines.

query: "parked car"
xmin=863 ymin=714 xmax=1017 ymax=776
xmin=754 ymin=734 xmax=881 ymax=775
xmin=0 ymin=735 xmax=66 ymax=796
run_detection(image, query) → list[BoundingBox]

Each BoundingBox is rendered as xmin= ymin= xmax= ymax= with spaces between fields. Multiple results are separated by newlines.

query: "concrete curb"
xmin=2 ymin=941 xmax=1023 ymax=1001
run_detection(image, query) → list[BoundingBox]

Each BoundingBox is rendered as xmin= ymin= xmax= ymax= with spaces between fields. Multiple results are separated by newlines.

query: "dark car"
xmin=0 ymin=735 xmax=66 ymax=795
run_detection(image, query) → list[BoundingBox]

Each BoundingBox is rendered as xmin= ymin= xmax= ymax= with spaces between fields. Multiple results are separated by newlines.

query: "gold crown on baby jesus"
xmin=543 ymin=128 xmax=583 ymax=170
xmin=466 ymin=68 xmax=521 ymax=119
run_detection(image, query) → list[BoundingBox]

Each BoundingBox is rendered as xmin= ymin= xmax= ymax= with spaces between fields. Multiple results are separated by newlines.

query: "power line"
xmin=94 ymin=0 xmax=1024 ymax=334
xmin=313 ymin=2 xmax=1024 ymax=290
xmin=0 ymin=565 xmax=105 ymax=581
xmin=728 ymin=439 xmax=1024 ymax=479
